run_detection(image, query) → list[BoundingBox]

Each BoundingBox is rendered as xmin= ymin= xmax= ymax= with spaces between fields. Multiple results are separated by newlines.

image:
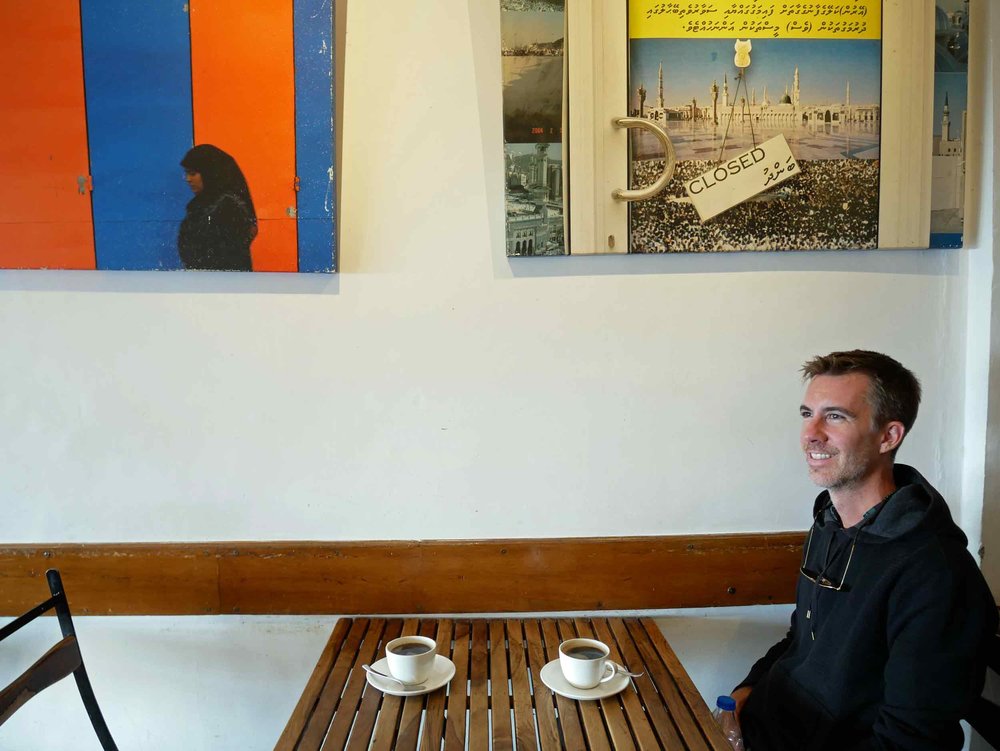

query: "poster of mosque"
xmin=929 ymin=0 xmax=969 ymax=248
xmin=501 ymin=0 xmax=567 ymax=256
xmin=627 ymin=1 xmax=884 ymax=252
xmin=0 ymin=0 xmax=335 ymax=272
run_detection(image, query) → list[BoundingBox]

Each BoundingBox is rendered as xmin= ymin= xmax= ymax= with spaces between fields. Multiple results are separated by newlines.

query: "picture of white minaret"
xmin=657 ymin=62 xmax=664 ymax=109
xmin=931 ymin=90 xmax=966 ymax=228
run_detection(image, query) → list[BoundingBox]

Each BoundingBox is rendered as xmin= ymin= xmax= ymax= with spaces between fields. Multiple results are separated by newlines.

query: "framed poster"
xmin=501 ymin=0 xmax=944 ymax=255
xmin=628 ymin=14 xmax=882 ymax=251
xmin=0 ymin=0 xmax=336 ymax=272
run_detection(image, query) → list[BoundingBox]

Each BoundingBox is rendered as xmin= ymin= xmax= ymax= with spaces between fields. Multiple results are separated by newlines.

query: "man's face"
xmin=799 ymin=373 xmax=889 ymax=492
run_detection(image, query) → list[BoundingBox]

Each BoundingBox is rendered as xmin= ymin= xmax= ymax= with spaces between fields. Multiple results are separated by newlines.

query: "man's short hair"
xmin=801 ymin=350 xmax=922 ymax=433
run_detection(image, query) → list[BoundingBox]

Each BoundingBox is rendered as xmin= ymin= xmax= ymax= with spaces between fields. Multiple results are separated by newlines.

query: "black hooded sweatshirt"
xmin=737 ymin=464 xmax=996 ymax=750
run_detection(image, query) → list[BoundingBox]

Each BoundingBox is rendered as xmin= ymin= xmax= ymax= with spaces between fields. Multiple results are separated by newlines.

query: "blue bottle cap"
xmin=716 ymin=695 xmax=737 ymax=711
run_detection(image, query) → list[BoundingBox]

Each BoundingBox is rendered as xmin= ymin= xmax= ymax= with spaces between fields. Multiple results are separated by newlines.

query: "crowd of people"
xmin=629 ymin=158 xmax=880 ymax=253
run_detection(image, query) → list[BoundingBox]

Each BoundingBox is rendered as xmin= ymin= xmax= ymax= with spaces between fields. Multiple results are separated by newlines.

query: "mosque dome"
xmin=780 ymin=93 xmax=792 ymax=104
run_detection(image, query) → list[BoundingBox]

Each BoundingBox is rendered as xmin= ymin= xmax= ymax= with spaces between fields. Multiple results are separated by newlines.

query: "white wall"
xmin=975 ymin=0 xmax=1000 ymax=590
xmin=0 ymin=614 xmax=337 ymax=750
xmin=0 ymin=0 xmax=993 ymax=748
xmin=0 ymin=0 xmax=981 ymax=545
xmin=970 ymin=2 xmax=998 ymax=748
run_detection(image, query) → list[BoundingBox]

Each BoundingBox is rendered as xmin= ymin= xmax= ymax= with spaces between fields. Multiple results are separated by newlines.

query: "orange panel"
xmin=0 ymin=1 xmax=95 ymax=269
xmin=190 ymin=0 xmax=298 ymax=272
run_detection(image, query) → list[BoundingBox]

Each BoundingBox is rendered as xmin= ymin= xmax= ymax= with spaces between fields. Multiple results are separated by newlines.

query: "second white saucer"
xmin=539 ymin=659 xmax=631 ymax=701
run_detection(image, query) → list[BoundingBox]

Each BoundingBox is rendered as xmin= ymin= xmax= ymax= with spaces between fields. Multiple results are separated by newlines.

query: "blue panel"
xmin=81 ymin=2 xmax=194 ymax=270
xmin=294 ymin=0 xmax=336 ymax=273
xmin=930 ymin=233 xmax=963 ymax=249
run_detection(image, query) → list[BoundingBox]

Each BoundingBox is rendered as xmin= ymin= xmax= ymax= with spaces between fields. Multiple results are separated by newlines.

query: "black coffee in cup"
xmin=564 ymin=646 xmax=606 ymax=660
xmin=389 ymin=642 xmax=433 ymax=656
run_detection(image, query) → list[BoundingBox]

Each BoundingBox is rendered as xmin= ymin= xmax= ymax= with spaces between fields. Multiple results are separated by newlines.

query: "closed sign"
xmin=685 ymin=134 xmax=801 ymax=222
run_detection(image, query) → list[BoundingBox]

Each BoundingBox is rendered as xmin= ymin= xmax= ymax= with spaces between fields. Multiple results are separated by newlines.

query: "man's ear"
xmin=880 ymin=421 xmax=905 ymax=454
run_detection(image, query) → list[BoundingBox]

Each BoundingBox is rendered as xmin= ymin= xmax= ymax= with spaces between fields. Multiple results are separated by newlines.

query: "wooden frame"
xmin=565 ymin=0 xmax=935 ymax=252
xmin=0 ymin=534 xmax=802 ymax=616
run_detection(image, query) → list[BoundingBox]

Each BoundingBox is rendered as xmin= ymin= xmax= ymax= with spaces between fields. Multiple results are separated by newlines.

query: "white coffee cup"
xmin=385 ymin=635 xmax=437 ymax=684
xmin=558 ymin=638 xmax=624 ymax=689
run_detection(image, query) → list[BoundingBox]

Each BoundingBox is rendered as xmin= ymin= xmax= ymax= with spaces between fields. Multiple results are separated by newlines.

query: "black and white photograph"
xmin=505 ymin=142 xmax=565 ymax=256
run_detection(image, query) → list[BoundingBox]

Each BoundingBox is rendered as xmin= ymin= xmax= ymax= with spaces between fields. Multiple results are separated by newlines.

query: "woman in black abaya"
xmin=178 ymin=145 xmax=258 ymax=271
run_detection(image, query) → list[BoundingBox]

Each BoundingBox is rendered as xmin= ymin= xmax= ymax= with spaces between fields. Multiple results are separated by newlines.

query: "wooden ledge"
xmin=0 ymin=534 xmax=803 ymax=616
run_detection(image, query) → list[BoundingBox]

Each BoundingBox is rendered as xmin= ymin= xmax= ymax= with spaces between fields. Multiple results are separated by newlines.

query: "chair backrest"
xmin=0 ymin=569 xmax=118 ymax=750
xmin=967 ymin=630 xmax=1000 ymax=750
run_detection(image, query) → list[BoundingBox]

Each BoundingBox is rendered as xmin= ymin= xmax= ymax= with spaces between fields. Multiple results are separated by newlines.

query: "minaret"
xmin=942 ymin=92 xmax=951 ymax=142
xmin=793 ymin=67 xmax=800 ymax=109
xmin=762 ymin=84 xmax=769 ymax=107
xmin=549 ymin=163 xmax=562 ymax=201
xmin=710 ymin=79 xmax=719 ymax=125
xmin=751 ymin=87 xmax=756 ymax=106
xmin=657 ymin=62 xmax=664 ymax=109
xmin=723 ymin=74 xmax=730 ymax=108
xmin=535 ymin=142 xmax=549 ymax=189
xmin=846 ymin=81 xmax=851 ymax=107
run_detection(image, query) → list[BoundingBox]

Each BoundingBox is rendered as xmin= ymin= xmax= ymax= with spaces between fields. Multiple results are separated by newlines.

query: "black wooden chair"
xmin=967 ymin=631 xmax=1000 ymax=749
xmin=0 ymin=569 xmax=118 ymax=749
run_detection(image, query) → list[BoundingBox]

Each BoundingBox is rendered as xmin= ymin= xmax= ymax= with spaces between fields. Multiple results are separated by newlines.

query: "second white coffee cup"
xmin=385 ymin=635 xmax=437 ymax=684
xmin=558 ymin=638 xmax=623 ymax=689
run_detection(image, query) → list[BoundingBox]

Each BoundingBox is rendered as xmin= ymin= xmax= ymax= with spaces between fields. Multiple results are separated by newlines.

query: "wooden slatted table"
xmin=275 ymin=617 xmax=731 ymax=750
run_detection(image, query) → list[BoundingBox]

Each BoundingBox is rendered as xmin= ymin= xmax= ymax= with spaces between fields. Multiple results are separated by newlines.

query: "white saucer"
xmin=364 ymin=655 xmax=456 ymax=697
xmin=539 ymin=659 xmax=631 ymax=701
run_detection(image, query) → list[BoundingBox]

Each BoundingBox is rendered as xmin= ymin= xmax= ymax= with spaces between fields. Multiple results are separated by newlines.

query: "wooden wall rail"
xmin=0 ymin=534 xmax=803 ymax=617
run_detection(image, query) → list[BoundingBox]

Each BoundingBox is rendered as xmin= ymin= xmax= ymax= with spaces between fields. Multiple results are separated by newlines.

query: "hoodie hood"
xmin=811 ymin=464 xmax=967 ymax=547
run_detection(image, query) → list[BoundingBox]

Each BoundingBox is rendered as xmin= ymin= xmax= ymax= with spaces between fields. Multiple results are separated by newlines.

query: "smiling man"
xmin=731 ymin=350 xmax=996 ymax=750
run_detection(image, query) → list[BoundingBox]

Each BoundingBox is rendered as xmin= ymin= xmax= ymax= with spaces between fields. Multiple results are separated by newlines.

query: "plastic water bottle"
xmin=712 ymin=695 xmax=745 ymax=751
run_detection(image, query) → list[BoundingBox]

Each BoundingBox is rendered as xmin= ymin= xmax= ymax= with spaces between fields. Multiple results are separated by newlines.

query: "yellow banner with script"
xmin=629 ymin=1 xmax=882 ymax=40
